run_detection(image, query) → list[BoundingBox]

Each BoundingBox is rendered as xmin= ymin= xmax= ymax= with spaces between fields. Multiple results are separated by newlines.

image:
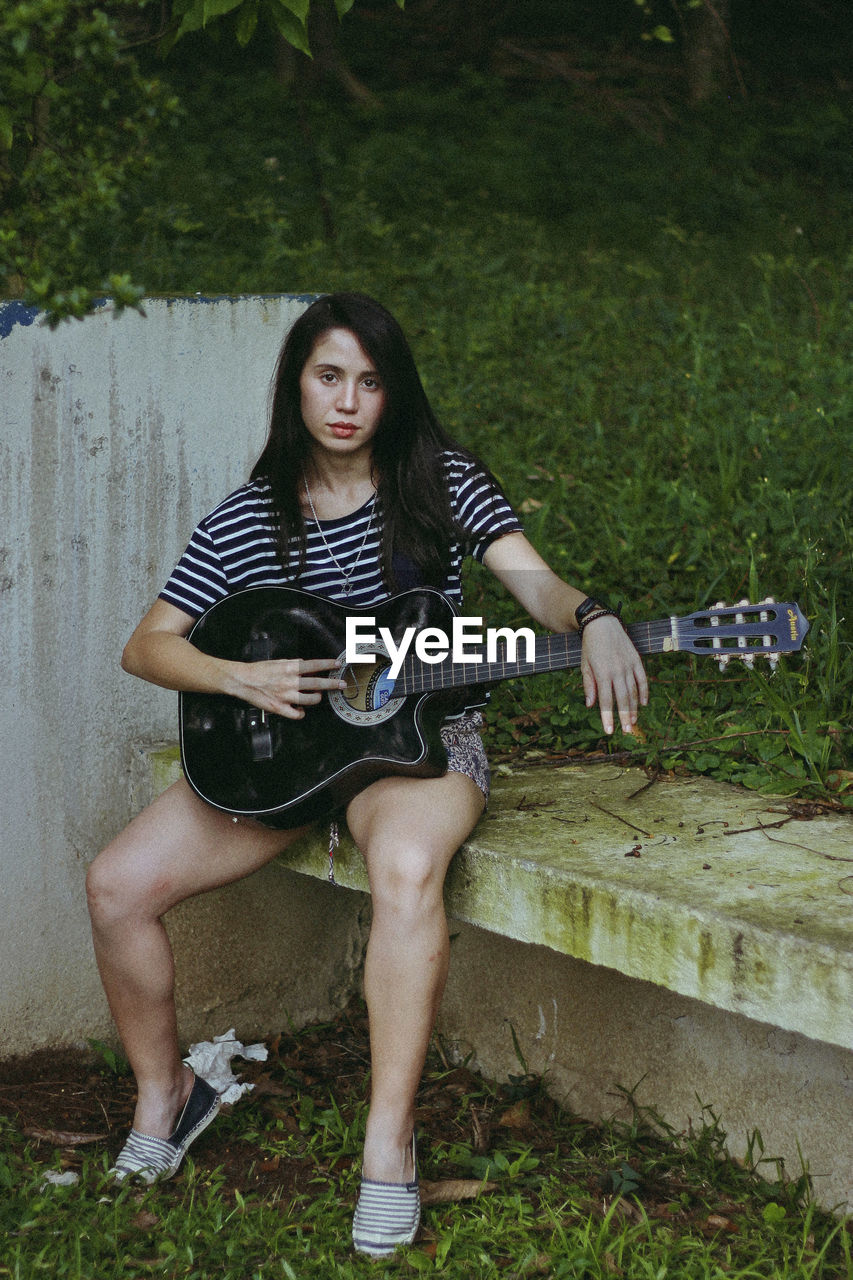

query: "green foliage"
xmin=0 ymin=0 xmax=177 ymax=324
xmin=4 ymin=23 xmax=851 ymax=798
xmin=164 ymin=0 xmax=404 ymax=56
xmin=86 ymin=1038 xmax=130 ymax=1077
xmin=2 ymin=1034 xmax=851 ymax=1279
xmin=166 ymin=0 xmax=312 ymax=55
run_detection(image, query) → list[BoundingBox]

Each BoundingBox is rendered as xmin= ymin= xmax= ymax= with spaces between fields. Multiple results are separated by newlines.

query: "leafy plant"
xmin=0 ymin=0 xmax=178 ymax=323
xmin=165 ymin=0 xmax=404 ymax=57
xmin=86 ymin=1038 xmax=130 ymax=1077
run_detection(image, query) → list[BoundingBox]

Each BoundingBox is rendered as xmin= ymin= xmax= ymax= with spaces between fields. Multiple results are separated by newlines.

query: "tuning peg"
xmin=758 ymin=601 xmax=779 ymax=671
xmin=711 ymin=601 xmax=730 ymax=669
xmin=734 ymin=601 xmax=755 ymax=668
xmin=753 ymin=601 xmax=778 ymax=675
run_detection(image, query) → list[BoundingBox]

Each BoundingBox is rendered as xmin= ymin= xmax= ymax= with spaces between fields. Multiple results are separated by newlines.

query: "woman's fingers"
xmin=241 ymin=656 xmax=347 ymax=717
xmin=581 ymin=617 xmax=648 ymax=736
xmin=596 ymin=672 xmax=641 ymax=736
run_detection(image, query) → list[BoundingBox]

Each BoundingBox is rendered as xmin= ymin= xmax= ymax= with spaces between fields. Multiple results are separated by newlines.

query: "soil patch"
xmin=0 ymin=1003 xmax=567 ymax=1204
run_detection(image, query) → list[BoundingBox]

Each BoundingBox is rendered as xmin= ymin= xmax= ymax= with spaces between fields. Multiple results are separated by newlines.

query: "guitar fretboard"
xmin=391 ymin=608 xmax=797 ymax=696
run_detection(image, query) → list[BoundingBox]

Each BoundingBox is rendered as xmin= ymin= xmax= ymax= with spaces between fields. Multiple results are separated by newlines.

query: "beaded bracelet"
xmin=574 ymin=596 xmax=605 ymax=628
xmin=578 ymin=607 xmax=618 ymax=636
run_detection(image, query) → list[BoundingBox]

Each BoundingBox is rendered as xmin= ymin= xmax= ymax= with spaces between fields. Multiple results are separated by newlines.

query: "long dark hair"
xmin=252 ymin=292 xmax=467 ymax=589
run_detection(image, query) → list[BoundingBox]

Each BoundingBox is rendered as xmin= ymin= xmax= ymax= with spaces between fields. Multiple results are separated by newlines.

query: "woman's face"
xmin=299 ymin=328 xmax=386 ymax=461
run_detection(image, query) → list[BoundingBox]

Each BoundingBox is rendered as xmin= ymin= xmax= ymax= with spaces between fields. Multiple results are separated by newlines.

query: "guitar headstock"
xmin=674 ymin=598 xmax=809 ymax=669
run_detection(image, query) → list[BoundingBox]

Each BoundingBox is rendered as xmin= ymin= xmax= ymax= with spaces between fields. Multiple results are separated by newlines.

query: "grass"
xmin=1 ymin=1009 xmax=850 ymax=1278
xmin=89 ymin=43 xmax=852 ymax=804
xmin=4 ymin=33 xmax=850 ymax=1276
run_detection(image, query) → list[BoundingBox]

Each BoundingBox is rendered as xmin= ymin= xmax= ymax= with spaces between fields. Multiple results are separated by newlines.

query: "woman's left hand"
xmin=580 ymin=614 xmax=648 ymax=736
xmin=482 ymin=533 xmax=649 ymax=737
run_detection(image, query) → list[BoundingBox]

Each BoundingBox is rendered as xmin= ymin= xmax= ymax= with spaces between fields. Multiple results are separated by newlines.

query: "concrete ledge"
xmin=139 ymin=742 xmax=853 ymax=1211
xmin=139 ymin=744 xmax=852 ymax=1051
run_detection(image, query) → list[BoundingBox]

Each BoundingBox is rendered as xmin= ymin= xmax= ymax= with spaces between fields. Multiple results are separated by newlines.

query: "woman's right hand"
xmin=121 ymin=599 xmax=346 ymax=719
xmin=229 ymin=657 xmax=347 ymax=721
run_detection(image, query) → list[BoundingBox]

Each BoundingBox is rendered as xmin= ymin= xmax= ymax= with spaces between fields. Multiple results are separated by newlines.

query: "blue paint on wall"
xmin=0 ymin=293 xmax=318 ymax=340
xmin=0 ymin=301 xmax=40 ymax=340
xmin=163 ymin=293 xmax=319 ymax=307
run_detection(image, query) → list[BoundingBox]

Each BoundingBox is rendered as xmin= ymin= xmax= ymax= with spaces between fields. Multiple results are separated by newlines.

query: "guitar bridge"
xmin=247 ymin=708 xmax=273 ymax=762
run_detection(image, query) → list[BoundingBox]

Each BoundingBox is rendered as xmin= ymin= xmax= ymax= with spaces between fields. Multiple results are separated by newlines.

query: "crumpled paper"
xmin=184 ymin=1029 xmax=268 ymax=1105
xmin=40 ymin=1170 xmax=80 ymax=1190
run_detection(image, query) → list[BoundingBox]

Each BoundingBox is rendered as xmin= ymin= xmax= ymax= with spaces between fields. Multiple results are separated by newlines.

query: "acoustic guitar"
xmin=179 ymin=587 xmax=808 ymax=829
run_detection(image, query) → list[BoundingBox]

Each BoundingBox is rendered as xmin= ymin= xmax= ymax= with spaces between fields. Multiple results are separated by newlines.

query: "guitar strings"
xmin=390 ymin=612 xmax=788 ymax=695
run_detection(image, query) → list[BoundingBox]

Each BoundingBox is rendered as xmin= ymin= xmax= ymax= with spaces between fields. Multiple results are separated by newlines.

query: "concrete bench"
xmin=137 ymin=742 xmax=853 ymax=1212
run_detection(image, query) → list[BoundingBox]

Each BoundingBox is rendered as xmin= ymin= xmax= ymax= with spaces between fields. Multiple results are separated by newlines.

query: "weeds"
xmin=2 ymin=1012 xmax=849 ymax=1279
xmin=86 ymin=1040 xmax=130 ymax=1079
xmin=48 ymin=39 xmax=853 ymax=802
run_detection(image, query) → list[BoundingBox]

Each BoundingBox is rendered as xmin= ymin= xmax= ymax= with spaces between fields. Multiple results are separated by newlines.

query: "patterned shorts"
xmin=440 ymin=710 xmax=490 ymax=803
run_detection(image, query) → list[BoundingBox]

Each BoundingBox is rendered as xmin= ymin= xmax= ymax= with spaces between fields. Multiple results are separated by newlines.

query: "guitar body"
xmin=180 ymin=587 xmax=473 ymax=829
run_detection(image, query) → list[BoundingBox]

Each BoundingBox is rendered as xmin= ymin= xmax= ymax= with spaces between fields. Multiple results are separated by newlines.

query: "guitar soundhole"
xmin=328 ymin=647 xmax=403 ymax=726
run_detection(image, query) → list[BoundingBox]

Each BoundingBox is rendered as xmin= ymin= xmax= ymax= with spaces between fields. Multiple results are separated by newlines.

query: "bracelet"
xmin=574 ymin=596 xmax=605 ymax=629
xmin=578 ymin=606 xmax=617 ymax=637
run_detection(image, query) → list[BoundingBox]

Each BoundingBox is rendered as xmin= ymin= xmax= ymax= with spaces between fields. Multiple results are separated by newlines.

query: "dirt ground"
xmin=0 ymin=1002 xmax=568 ymax=1204
xmin=7 ymin=1000 xmax=828 ymax=1256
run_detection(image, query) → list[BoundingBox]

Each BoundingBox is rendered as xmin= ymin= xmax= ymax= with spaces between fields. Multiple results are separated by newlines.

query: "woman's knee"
xmin=86 ymin=849 xmax=127 ymax=925
xmin=368 ymin=843 xmax=447 ymax=918
xmin=85 ymin=841 xmax=166 ymax=930
xmin=86 ymin=851 xmax=123 ymax=929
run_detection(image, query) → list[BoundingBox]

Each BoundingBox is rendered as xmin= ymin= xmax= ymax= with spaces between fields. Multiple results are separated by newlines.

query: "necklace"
xmin=302 ymin=472 xmax=376 ymax=597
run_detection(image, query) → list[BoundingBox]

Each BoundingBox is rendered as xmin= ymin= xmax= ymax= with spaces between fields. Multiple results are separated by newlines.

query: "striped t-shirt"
xmin=159 ymin=450 xmax=521 ymax=618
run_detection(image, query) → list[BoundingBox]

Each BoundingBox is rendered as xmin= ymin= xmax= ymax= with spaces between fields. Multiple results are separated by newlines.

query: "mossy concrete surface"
xmin=142 ymin=747 xmax=851 ymax=1049
xmin=449 ymin=765 xmax=852 ymax=1052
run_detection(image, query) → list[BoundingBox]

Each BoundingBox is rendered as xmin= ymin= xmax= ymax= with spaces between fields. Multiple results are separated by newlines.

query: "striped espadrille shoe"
xmin=110 ymin=1074 xmax=220 ymax=1185
xmin=352 ymin=1137 xmax=420 ymax=1257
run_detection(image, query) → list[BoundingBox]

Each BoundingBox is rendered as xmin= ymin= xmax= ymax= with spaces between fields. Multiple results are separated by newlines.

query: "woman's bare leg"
xmin=346 ymin=772 xmax=484 ymax=1182
xmin=86 ymin=778 xmax=308 ymax=1137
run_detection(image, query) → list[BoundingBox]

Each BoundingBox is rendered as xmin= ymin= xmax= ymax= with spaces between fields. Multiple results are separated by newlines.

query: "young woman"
xmin=86 ymin=292 xmax=647 ymax=1257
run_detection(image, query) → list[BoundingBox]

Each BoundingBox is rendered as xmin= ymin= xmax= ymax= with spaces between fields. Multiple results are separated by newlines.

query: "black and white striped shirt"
xmin=159 ymin=450 xmax=521 ymax=618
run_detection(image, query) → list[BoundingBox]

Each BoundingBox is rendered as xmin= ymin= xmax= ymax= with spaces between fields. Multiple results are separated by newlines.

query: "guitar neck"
xmin=391 ymin=601 xmax=807 ymax=696
xmin=394 ymin=620 xmax=667 ymax=696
